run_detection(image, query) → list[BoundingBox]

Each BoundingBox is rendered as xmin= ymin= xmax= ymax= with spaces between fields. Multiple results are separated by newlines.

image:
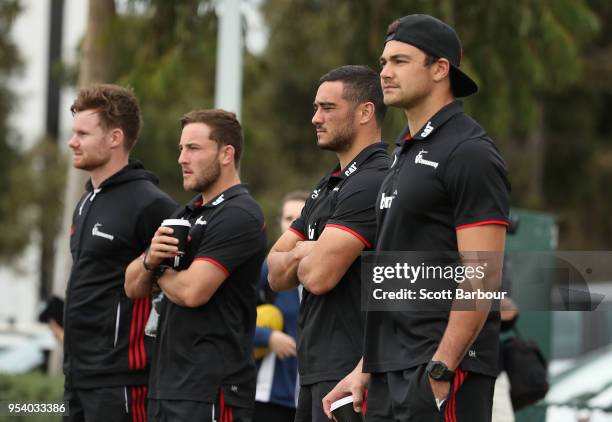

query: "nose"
xmin=68 ymin=134 xmax=78 ymax=149
xmin=312 ymin=108 xmax=323 ymax=126
xmin=178 ymin=148 xmax=187 ymax=165
xmin=380 ymin=63 xmax=392 ymax=80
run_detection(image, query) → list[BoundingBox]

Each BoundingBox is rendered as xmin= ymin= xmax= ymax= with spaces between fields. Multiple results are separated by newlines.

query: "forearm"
xmin=124 ymin=256 xmax=154 ymax=299
xmin=432 ymin=310 xmax=489 ymax=370
xmin=254 ymin=327 xmax=273 ymax=347
xmin=157 ymin=269 xmax=191 ymax=307
xmin=267 ymin=250 xmax=301 ymax=291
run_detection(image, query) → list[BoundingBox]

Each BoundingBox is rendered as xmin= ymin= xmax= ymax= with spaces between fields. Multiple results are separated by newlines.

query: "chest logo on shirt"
xmin=344 ymin=161 xmax=358 ymax=177
xmin=380 ymin=192 xmax=396 ymax=210
xmin=195 ymin=216 xmax=207 ymax=226
xmin=415 ymin=150 xmax=439 ymax=169
xmin=420 ymin=121 xmax=434 ymax=138
xmin=311 ymin=189 xmax=320 ymax=199
xmin=92 ymin=223 xmax=114 ymax=241
xmin=212 ymin=194 xmax=225 ymax=206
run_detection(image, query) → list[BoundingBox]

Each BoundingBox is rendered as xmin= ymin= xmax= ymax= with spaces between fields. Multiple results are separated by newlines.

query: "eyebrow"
xmin=313 ymin=101 xmax=336 ymax=107
xmin=380 ymin=53 xmax=412 ymax=62
xmin=179 ymin=141 xmax=200 ymax=148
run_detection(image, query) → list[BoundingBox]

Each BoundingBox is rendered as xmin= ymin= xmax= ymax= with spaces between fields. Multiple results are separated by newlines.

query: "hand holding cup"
xmin=146 ymin=219 xmax=191 ymax=269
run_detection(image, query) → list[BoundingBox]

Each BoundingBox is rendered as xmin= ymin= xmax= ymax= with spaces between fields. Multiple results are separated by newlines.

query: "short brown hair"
xmin=70 ymin=84 xmax=142 ymax=151
xmin=180 ymin=109 xmax=243 ymax=168
xmin=282 ymin=191 xmax=309 ymax=206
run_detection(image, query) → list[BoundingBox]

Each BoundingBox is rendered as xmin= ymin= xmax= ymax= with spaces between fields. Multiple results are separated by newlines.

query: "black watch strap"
xmin=142 ymin=250 xmax=166 ymax=279
xmin=142 ymin=249 xmax=156 ymax=272
xmin=426 ymin=360 xmax=455 ymax=381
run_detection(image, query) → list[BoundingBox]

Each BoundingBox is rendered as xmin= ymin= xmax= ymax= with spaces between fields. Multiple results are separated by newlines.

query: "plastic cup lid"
xmin=162 ymin=219 xmax=191 ymax=227
xmin=330 ymin=395 xmax=355 ymax=412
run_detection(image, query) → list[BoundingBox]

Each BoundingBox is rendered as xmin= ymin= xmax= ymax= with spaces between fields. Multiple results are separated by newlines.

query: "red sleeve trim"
xmin=194 ymin=257 xmax=230 ymax=276
xmin=455 ymin=220 xmax=509 ymax=231
xmin=326 ymin=224 xmax=372 ymax=248
xmin=289 ymin=227 xmax=306 ymax=240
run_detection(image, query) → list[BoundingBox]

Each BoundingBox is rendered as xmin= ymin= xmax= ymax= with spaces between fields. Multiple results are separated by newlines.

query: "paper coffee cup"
xmin=161 ymin=219 xmax=191 ymax=268
xmin=331 ymin=396 xmax=365 ymax=422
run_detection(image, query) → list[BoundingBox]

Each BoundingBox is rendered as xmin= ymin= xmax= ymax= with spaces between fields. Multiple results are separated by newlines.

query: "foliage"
xmin=0 ymin=0 xmax=31 ymax=263
xmin=110 ymin=0 xmax=218 ymax=204
xmin=104 ymin=0 xmax=605 ymax=244
xmin=6 ymin=0 xmax=609 ymax=258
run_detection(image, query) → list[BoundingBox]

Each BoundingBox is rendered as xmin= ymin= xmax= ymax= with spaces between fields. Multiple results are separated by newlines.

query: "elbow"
xmin=299 ymin=269 xmax=333 ymax=295
xmin=267 ymin=274 xmax=284 ymax=292
xmin=267 ymin=264 xmax=291 ymax=292
xmin=181 ymin=288 xmax=211 ymax=308
xmin=124 ymin=283 xmax=136 ymax=299
xmin=124 ymin=280 xmax=145 ymax=300
xmin=266 ymin=256 xmax=283 ymax=292
xmin=303 ymin=280 xmax=332 ymax=295
xmin=298 ymin=260 xmax=341 ymax=295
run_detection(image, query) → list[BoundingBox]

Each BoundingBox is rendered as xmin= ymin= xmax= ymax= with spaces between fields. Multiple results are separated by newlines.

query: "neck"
xmin=90 ymin=155 xmax=129 ymax=188
xmin=201 ymin=169 xmax=241 ymax=203
xmin=337 ymin=128 xmax=381 ymax=170
xmin=405 ymin=90 xmax=454 ymax=137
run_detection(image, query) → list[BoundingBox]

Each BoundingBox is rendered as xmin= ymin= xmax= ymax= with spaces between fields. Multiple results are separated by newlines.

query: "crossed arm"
xmin=267 ymin=226 xmax=367 ymax=295
xmin=124 ymin=226 xmax=227 ymax=307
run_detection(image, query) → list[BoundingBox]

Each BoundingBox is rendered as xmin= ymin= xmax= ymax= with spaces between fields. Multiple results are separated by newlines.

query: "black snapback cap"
xmin=385 ymin=14 xmax=478 ymax=97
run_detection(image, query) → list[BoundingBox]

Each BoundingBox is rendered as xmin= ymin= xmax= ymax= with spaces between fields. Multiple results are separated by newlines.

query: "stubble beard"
xmin=318 ymin=115 xmax=356 ymax=154
xmin=187 ymin=160 xmax=222 ymax=193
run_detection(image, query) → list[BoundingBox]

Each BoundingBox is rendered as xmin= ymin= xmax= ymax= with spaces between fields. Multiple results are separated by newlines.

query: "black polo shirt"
xmin=290 ymin=142 xmax=390 ymax=385
xmin=363 ymin=101 xmax=510 ymax=377
xmin=149 ymin=184 xmax=267 ymax=407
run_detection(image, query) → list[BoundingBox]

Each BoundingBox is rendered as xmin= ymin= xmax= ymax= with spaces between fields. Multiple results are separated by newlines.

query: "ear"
xmin=432 ymin=58 xmax=451 ymax=82
xmin=357 ymin=102 xmax=376 ymax=125
xmin=108 ymin=128 xmax=125 ymax=150
xmin=219 ymin=144 xmax=235 ymax=167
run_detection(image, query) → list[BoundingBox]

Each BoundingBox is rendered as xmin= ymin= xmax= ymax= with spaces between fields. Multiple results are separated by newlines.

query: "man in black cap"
xmin=323 ymin=14 xmax=510 ymax=422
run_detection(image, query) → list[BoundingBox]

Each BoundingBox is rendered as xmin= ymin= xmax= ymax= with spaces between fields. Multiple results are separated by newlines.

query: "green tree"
xmin=242 ymin=0 xmax=599 ymax=240
xmin=0 ymin=0 xmax=32 ymax=262
xmin=541 ymin=0 xmax=612 ymax=248
xmin=109 ymin=0 xmax=218 ymax=204
xmin=77 ymin=0 xmax=604 ymax=247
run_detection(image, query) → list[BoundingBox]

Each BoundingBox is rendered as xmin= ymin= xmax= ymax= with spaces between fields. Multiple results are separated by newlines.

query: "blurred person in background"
xmin=63 ymin=84 xmax=177 ymax=422
xmin=253 ymin=191 xmax=309 ymax=422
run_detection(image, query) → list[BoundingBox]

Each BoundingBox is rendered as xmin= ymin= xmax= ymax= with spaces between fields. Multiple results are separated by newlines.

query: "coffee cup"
xmin=330 ymin=396 xmax=365 ymax=422
xmin=161 ymin=219 xmax=191 ymax=268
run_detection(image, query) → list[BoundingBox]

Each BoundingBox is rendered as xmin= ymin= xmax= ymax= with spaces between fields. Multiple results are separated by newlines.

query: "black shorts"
xmin=148 ymin=390 xmax=252 ymax=422
xmin=294 ymin=381 xmax=337 ymax=422
xmin=366 ymin=364 xmax=495 ymax=422
xmin=64 ymin=385 xmax=148 ymax=422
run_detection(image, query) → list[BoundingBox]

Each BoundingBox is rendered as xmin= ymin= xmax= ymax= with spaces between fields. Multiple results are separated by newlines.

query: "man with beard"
xmin=267 ymin=65 xmax=389 ymax=422
xmin=125 ymin=109 xmax=267 ymax=421
xmin=323 ymin=15 xmax=510 ymax=422
xmin=64 ymin=84 xmax=177 ymax=421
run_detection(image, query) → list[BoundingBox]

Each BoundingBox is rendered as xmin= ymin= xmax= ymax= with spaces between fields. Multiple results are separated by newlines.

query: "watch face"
xmin=431 ymin=364 xmax=444 ymax=378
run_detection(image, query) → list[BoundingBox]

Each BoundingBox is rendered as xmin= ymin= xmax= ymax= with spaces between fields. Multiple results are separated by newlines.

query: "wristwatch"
xmin=426 ymin=361 xmax=455 ymax=381
xmin=142 ymin=250 xmax=166 ymax=279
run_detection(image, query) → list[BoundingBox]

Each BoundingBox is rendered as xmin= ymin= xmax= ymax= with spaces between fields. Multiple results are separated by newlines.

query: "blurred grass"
xmin=0 ymin=372 xmax=63 ymax=422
